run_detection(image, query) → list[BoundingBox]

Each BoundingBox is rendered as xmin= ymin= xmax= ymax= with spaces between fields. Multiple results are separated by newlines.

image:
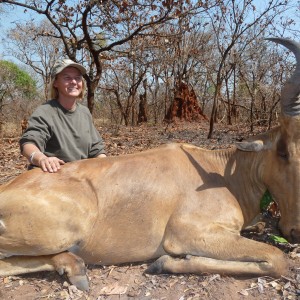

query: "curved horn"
xmin=266 ymin=37 xmax=300 ymax=116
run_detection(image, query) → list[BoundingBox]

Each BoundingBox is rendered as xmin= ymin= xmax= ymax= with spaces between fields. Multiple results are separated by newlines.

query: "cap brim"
xmin=65 ymin=63 xmax=87 ymax=75
xmin=52 ymin=63 xmax=87 ymax=78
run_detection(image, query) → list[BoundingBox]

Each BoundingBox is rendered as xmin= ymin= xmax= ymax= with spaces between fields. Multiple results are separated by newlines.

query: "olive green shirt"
xmin=20 ymin=99 xmax=105 ymax=162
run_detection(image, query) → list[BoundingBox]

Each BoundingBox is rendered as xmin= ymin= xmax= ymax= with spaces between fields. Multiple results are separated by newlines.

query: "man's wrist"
xmin=29 ymin=151 xmax=46 ymax=166
xmin=29 ymin=151 xmax=37 ymax=164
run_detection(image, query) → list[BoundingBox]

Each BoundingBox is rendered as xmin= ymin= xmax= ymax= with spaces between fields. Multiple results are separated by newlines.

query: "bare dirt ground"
xmin=0 ymin=121 xmax=299 ymax=300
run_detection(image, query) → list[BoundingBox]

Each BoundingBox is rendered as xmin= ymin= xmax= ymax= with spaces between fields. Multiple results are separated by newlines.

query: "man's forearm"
xmin=21 ymin=143 xmax=47 ymax=166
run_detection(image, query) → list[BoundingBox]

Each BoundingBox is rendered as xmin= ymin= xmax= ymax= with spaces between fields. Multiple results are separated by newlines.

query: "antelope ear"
xmin=235 ymin=140 xmax=266 ymax=152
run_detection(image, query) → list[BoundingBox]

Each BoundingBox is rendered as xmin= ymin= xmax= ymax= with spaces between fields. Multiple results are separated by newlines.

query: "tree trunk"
xmin=85 ymin=77 xmax=97 ymax=114
xmin=208 ymin=82 xmax=221 ymax=139
xmin=138 ymin=79 xmax=148 ymax=124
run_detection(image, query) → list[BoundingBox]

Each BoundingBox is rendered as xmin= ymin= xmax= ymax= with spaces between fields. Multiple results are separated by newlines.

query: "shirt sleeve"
xmin=19 ymin=109 xmax=51 ymax=152
xmin=88 ymin=118 xmax=106 ymax=158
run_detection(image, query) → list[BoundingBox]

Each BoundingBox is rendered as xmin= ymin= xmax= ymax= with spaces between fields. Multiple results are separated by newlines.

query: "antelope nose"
xmin=290 ymin=229 xmax=300 ymax=243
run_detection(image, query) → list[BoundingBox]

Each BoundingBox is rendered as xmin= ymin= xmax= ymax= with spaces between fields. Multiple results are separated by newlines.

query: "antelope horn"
xmin=266 ymin=37 xmax=300 ymax=116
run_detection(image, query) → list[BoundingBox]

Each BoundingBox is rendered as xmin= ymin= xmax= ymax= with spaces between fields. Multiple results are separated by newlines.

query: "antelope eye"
xmin=276 ymin=137 xmax=289 ymax=160
xmin=277 ymin=150 xmax=289 ymax=160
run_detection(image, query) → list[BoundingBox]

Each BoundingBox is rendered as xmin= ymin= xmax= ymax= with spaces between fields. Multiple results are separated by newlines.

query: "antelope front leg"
xmin=52 ymin=252 xmax=89 ymax=291
xmin=0 ymin=252 xmax=89 ymax=291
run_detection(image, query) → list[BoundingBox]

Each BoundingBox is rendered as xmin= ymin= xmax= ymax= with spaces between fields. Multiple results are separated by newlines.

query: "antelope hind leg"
xmin=0 ymin=252 xmax=89 ymax=291
xmin=147 ymin=230 xmax=288 ymax=278
xmin=147 ymin=251 xmax=284 ymax=278
xmin=146 ymin=236 xmax=287 ymax=277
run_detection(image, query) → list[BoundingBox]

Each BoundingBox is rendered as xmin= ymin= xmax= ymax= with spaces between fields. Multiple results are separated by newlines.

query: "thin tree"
xmin=7 ymin=20 xmax=62 ymax=100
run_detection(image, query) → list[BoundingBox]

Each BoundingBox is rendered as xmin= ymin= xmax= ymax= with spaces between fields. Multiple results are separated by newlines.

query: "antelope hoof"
xmin=68 ymin=274 xmax=90 ymax=291
xmin=146 ymin=255 xmax=169 ymax=274
xmin=52 ymin=252 xmax=89 ymax=291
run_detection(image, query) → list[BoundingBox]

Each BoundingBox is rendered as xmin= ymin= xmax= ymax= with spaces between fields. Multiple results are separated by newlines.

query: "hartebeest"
xmin=0 ymin=38 xmax=299 ymax=291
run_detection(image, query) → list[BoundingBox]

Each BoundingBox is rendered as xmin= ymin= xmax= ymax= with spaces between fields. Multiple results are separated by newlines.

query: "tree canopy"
xmin=0 ymin=60 xmax=37 ymax=127
xmin=1 ymin=0 xmax=206 ymax=112
xmin=0 ymin=60 xmax=36 ymax=99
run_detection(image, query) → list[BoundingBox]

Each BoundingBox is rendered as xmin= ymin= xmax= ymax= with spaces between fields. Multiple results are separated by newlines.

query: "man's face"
xmin=54 ymin=67 xmax=83 ymax=99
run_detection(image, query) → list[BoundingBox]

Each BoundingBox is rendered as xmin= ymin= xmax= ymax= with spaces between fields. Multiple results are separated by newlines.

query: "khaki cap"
xmin=51 ymin=59 xmax=86 ymax=78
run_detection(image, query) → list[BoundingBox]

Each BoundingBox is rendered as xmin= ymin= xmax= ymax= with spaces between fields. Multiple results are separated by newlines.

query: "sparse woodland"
xmin=0 ymin=0 xmax=299 ymax=138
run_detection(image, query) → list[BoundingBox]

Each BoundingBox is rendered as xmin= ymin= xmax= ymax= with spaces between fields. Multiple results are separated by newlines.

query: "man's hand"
xmin=38 ymin=156 xmax=65 ymax=173
xmin=22 ymin=143 xmax=65 ymax=173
